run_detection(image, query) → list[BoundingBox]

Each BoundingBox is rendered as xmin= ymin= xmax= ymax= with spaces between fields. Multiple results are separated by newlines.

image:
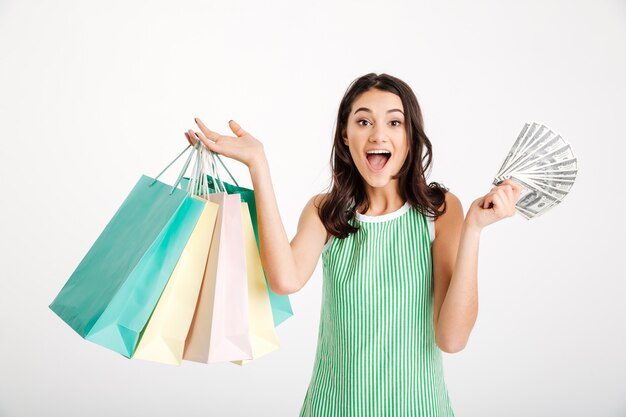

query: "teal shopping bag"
xmin=184 ymin=151 xmax=294 ymax=327
xmin=50 ymin=144 xmax=206 ymax=357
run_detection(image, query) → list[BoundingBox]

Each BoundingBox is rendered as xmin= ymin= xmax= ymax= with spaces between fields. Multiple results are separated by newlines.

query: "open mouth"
xmin=365 ymin=150 xmax=392 ymax=172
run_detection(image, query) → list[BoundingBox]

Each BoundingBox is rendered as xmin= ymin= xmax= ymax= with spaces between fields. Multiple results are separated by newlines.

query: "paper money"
xmin=493 ymin=122 xmax=577 ymax=219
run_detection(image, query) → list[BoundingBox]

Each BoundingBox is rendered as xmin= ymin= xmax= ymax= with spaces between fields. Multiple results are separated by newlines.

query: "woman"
xmin=186 ymin=72 xmax=522 ymax=416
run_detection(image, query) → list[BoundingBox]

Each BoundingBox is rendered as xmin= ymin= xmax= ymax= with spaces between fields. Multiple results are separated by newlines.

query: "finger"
xmin=504 ymin=179 xmax=523 ymax=199
xmin=485 ymin=188 xmax=499 ymax=204
xmin=228 ymin=119 xmax=247 ymax=138
xmin=187 ymin=129 xmax=198 ymax=145
xmin=187 ymin=129 xmax=215 ymax=152
xmin=513 ymin=182 xmax=522 ymax=200
xmin=194 ymin=117 xmax=221 ymax=141
xmin=193 ymin=130 xmax=220 ymax=152
xmin=499 ymin=185 xmax=514 ymax=204
xmin=184 ymin=132 xmax=196 ymax=146
xmin=501 ymin=187 xmax=518 ymax=215
xmin=491 ymin=193 xmax=507 ymax=216
xmin=502 ymin=188 xmax=514 ymax=209
xmin=497 ymin=192 xmax=515 ymax=217
xmin=495 ymin=183 xmax=512 ymax=192
xmin=482 ymin=193 xmax=493 ymax=209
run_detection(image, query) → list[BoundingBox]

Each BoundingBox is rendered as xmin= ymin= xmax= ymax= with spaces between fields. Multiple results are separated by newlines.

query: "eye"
xmin=390 ymin=120 xmax=402 ymax=127
xmin=357 ymin=119 xmax=371 ymax=126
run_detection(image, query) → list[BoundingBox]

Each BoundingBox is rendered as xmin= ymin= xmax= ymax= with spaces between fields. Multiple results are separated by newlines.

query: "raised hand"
xmin=184 ymin=118 xmax=267 ymax=169
xmin=465 ymin=179 xmax=523 ymax=230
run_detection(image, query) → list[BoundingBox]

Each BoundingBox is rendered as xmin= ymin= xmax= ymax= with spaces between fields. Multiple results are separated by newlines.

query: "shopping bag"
xmin=231 ymin=202 xmax=280 ymax=366
xmin=49 ymin=144 xmax=206 ymax=357
xmin=204 ymin=154 xmax=294 ymax=327
xmin=132 ymin=194 xmax=219 ymax=365
xmin=183 ymin=190 xmax=253 ymax=363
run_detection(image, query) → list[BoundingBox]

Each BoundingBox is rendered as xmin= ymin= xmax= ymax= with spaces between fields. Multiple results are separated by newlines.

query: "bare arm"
xmin=432 ymin=191 xmax=475 ymax=354
xmin=433 ymin=180 xmax=522 ymax=353
xmin=249 ymin=158 xmax=328 ymax=295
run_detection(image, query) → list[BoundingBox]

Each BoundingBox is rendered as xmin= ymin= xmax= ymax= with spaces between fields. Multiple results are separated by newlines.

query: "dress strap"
xmin=426 ymin=214 xmax=435 ymax=243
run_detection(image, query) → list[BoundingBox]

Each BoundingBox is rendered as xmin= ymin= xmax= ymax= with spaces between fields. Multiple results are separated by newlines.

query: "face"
xmin=343 ymin=89 xmax=409 ymax=189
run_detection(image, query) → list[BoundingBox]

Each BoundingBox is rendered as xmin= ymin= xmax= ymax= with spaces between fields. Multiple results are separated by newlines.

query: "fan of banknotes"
xmin=493 ymin=122 xmax=578 ymax=220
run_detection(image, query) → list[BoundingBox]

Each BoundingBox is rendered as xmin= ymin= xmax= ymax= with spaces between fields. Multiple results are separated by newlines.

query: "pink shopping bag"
xmin=183 ymin=191 xmax=252 ymax=363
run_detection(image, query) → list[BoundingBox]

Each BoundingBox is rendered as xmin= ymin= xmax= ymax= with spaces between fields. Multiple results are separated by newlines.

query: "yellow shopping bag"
xmin=231 ymin=202 xmax=280 ymax=366
xmin=132 ymin=195 xmax=219 ymax=366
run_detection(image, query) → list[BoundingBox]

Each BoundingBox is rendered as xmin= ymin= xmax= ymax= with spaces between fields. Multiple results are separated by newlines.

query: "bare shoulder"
xmin=433 ymin=190 xmax=464 ymax=239
xmin=300 ymin=192 xmax=331 ymax=242
xmin=310 ymin=192 xmax=330 ymax=209
xmin=302 ymin=192 xmax=329 ymax=214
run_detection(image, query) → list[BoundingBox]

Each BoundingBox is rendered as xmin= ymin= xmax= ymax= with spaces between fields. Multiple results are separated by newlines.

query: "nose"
xmin=368 ymin=124 xmax=389 ymax=143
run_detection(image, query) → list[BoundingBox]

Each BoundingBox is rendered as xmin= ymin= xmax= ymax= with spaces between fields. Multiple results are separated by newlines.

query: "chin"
xmin=362 ymin=174 xmax=393 ymax=189
xmin=355 ymin=161 xmax=399 ymax=188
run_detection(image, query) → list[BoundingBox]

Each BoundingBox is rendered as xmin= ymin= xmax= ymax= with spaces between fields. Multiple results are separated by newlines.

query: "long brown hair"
xmin=319 ymin=72 xmax=449 ymax=239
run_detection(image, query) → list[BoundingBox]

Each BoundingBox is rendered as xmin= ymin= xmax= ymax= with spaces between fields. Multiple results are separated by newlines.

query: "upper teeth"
xmin=367 ymin=150 xmax=391 ymax=154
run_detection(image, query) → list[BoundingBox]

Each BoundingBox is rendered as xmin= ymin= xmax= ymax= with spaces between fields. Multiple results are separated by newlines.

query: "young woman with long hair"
xmin=186 ymin=72 xmax=521 ymax=416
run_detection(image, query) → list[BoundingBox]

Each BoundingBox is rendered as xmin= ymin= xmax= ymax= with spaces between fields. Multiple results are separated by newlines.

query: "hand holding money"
xmin=465 ymin=179 xmax=523 ymax=230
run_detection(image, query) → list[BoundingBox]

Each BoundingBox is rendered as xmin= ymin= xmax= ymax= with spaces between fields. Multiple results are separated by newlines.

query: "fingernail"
xmin=194 ymin=117 xmax=198 ymax=124
xmin=229 ymin=119 xmax=233 ymax=123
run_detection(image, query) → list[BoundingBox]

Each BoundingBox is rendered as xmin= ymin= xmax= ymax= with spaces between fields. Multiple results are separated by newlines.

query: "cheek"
xmin=395 ymin=143 xmax=409 ymax=161
xmin=349 ymin=147 xmax=364 ymax=165
xmin=393 ymin=149 xmax=409 ymax=169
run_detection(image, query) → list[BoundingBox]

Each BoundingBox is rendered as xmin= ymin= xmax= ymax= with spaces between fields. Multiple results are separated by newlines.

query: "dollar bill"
xmin=510 ymin=175 xmax=568 ymax=200
xmin=492 ymin=122 xmax=577 ymax=219
xmin=500 ymin=133 xmax=568 ymax=175
xmin=495 ymin=123 xmax=530 ymax=178
xmin=497 ymin=122 xmax=541 ymax=178
xmin=497 ymin=159 xmax=578 ymax=181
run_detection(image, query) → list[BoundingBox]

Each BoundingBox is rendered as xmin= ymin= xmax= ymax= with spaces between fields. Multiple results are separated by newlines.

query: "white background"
xmin=1 ymin=1 xmax=625 ymax=416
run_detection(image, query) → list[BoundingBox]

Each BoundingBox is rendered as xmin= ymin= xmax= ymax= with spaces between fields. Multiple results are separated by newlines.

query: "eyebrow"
xmin=353 ymin=107 xmax=404 ymax=115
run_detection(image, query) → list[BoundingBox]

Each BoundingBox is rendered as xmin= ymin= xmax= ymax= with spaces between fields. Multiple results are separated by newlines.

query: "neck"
xmin=358 ymin=181 xmax=405 ymax=215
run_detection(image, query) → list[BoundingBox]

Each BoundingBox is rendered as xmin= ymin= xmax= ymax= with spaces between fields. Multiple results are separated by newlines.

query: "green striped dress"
xmin=299 ymin=201 xmax=455 ymax=416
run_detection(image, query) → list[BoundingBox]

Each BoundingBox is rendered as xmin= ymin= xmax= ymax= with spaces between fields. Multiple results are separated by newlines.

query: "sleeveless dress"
xmin=299 ymin=201 xmax=455 ymax=417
